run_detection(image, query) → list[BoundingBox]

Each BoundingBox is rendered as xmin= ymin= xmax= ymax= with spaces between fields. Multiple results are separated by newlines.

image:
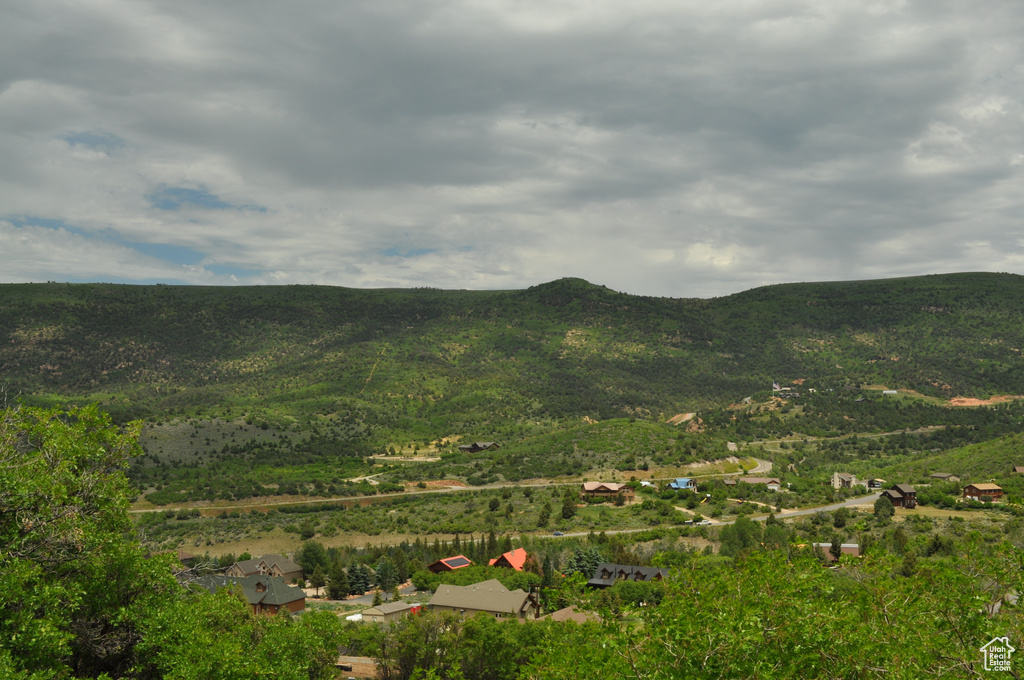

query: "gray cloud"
xmin=1 ymin=0 xmax=1023 ymax=297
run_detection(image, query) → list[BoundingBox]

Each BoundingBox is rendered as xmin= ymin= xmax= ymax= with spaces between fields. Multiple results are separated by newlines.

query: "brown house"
xmin=882 ymin=484 xmax=917 ymax=509
xmin=459 ymin=442 xmax=500 ymax=453
xmin=428 ymin=579 xmax=539 ymax=620
xmin=225 ymin=554 xmax=303 ymax=582
xmin=427 ymin=555 xmax=472 ymax=573
xmin=963 ymin=483 xmax=1004 ymax=502
xmin=192 ymin=574 xmax=306 ymax=615
xmin=581 ymin=482 xmax=635 ymax=500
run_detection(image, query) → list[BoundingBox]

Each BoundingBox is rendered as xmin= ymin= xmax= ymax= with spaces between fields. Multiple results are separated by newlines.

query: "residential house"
xmin=831 ymin=472 xmax=860 ymax=490
xmin=882 ymin=484 xmax=917 ymax=508
xmin=428 ymin=579 xmax=539 ymax=620
xmin=581 ymin=482 xmax=635 ymax=501
xmin=739 ymin=477 xmax=782 ymax=491
xmin=192 ymin=574 xmax=306 ymax=615
xmin=963 ymin=483 xmax=1004 ymax=502
xmin=930 ymin=473 xmax=961 ymax=483
xmin=458 ymin=442 xmax=500 ymax=453
xmin=537 ymin=605 xmax=599 ymax=623
xmin=426 ymin=555 xmax=472 ymax=574
xmin=225 ymin=554 xmax=303 ymax=583
xmin=1014 ymin=466 xmax=1024 ymax=474
xmin=489 ymin=548 xmax=528 ymax=571
xmin=587 ymin=563 xmax=668 ymax=589
xmin=668 ymin=478 xmax=697 ymax=492
xmin=361 ymin=601 xmax=421 ymax=624
xmin=723 ymin=479 xmax=738 ymax=487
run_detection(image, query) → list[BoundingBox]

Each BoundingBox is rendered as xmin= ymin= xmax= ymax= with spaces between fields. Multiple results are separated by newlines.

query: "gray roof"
xmin=428 ymin=579 xmax=533 ymax=615
xmin=588 ymin=563 xmax=668 ymax=588
xmin=363 ymin=601 xmax=415 ymax=616
xmin=230 ymin=553 xmax=302 ymax=576
xmin=192 ymin=574 xmax=305 ymax=607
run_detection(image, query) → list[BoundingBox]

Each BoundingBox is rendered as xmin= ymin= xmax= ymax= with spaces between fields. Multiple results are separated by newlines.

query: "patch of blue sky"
xmin=204 ymin=264 xmax=261 ymax=278
xmin=128 ymin=242 xmax=205 ymax=266
xmin=60 ymin=130 xmax=126 ymax=151
xmin=147 ymin=185 xmax=267 ymax=213
xmin=381 ymin=247 xmax=437 ymax=258
xmin=5 ymin=215 xmax=89 ymax=235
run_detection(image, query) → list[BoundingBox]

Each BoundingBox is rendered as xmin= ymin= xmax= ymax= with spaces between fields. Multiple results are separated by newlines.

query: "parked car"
xmin=552 ymin=531 xmax=564 ymax=536
xmin=697 ymin=520 xmax=712 ymax=526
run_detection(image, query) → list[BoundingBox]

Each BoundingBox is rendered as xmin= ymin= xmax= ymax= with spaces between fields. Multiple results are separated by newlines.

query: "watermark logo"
xmin=981 ymin=637 xmax=1015 ymax=672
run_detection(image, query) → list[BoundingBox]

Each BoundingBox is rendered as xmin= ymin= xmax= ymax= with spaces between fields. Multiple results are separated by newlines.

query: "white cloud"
xmin=1 ymin=0 xmax=1023 ymax=296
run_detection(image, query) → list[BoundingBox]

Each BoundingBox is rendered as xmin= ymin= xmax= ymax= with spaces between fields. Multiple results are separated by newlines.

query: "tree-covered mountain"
xmin=2 ymin=273 xmax=1023 ymax=439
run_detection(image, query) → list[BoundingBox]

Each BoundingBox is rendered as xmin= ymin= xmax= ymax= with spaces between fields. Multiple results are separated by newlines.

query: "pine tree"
xmin=326 ymin=560 xmax=349 ymax=600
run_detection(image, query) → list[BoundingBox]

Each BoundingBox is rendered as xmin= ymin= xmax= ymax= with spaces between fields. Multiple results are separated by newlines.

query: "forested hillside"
xmin=2 ymin=273 xmax=1022 ymax=442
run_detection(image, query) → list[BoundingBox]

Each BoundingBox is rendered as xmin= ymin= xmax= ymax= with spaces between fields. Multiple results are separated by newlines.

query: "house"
xmin=459 ymin=442 xmax=500 ymax=453
xmin=225 ymin=554 xmax=303 ymax=582
xmin=581 ymin=482 xmax=635 ymax=501
xmin=426 ymin=555 xmax=472 ymax=573
xmin=537 ymin=605 xmax=599 ymax=623
xmin=964 ymin=483 xmax=1004 ymax=502
xmin=428 ymin=579 xmax=539 ymax=620
xmin=831 ymin=472 xmax=860 ymax=490
xmin=811 ymin=543 xmax=861 ymax=563
xmin=489 ymin=548 xmax=528 ymax=571
xmin=361 ymin=600 xmax=421 ymax=624
xmin=930 ymin=473 xmax=961 ymax=483
xmin=882 ymin=484 xmax=917 ymax=508
xmin=739 ymin=477 xmax=782 ymax=491
xmin=723 ymin=479 xmax=738 ymax=486
xmin=668 ymin=478 xmax=697 ymax=492
xmin=192 ymin=574 xmax=306 ymax=615
xmin=587 ymin=563 xmax=668 ymax=588
xmin=1014 ymin=466 xmax=1024 ymax=474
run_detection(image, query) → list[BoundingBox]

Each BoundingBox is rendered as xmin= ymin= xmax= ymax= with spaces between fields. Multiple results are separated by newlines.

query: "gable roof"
xmin=893 ymin=484 xmax=916 ymax=495
xmin=363 ymin=601 xmax=416 ymax=617
xmin=428 ymin=579 xmax=535 ymax=615
xmin=587 ymin=563 xmax=668 ymax=588
xmin=581 ymin=481 xmax=628 ymax=493
xmin=230 ymin=553 xmax=302 ymax=577
xmin=489 ymin=548 xmax=528 ymax=571
xmin=192 ymin=574 xmax=305 ymax=607
xmin=427 ymin=555 xmax=472 ymax=572
xmin=739 ymin=477 xmax=781 ymax=485
xmin=967 ymin=483 xmax=1003 ymax=491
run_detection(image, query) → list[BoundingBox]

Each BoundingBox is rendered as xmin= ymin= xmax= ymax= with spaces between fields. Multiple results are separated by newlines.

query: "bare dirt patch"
xmin=336 ymin=656 xmax=376 ymax=679
xmin=666 ymin=412 xmax=695 ymax=425
xmin=949 ymin=395 xmax=1024 ymax=407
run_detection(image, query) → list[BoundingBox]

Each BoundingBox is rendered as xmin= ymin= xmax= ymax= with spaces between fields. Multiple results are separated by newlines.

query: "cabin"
xmin=580 ymin=482 xmax=635 ymax=501
xmin=489 ymin=548 xmax=528 ymax=571
xmin=225 ymin=554 xmax=303 ymax=583
xmin=739 ymin=477 xmax=782 ymax=491
xmin=458 ymin=442 xmax=500 ymax=453
xmin=192 ymin=574 xmax=306 ymax=615
xmin=963 ymin=483 xmax=1004 ymax=502
xmin=426 ymin=555 xmax=472 ymax=573
xmin=668 ymin=478 xmax=697 ymax=492
xmin=587 ymin=563 xmax=668 ymax=588
xmin=930 ymin=473 xmax=961 ymax=483
xmin=882 ymin=484 xmax=917 ymax=508
xmin=362 ymin=601 xmax=421 ymax=624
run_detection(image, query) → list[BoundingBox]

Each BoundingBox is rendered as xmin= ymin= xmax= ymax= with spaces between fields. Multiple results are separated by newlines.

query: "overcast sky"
xmin=2 ymin=0 xmax=1023 ymax=298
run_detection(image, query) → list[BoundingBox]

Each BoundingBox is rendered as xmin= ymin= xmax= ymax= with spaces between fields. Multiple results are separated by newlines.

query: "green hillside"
xmin=3 ymin=273 xmax=1023 ymax=436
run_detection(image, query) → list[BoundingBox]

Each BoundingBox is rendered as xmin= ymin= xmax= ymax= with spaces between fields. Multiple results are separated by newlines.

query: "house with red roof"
xmin=426 ymin=555 xmax=473 ymax=573
xmin=489 ymin=548 xmax=528 ymax=571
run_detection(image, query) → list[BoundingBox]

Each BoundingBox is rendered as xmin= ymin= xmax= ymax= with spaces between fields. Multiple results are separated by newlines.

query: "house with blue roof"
xmin=668 ymin=478 xmax=696 ymax=491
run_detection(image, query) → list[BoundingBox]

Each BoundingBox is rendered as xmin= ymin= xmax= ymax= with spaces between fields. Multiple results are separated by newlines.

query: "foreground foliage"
xmin=0 ymin=405 xmax=342 ymax=679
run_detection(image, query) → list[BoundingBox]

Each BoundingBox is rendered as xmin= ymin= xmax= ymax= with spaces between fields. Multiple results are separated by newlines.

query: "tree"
xmin=326 ymin=560 xmax=349 ymax=600
xmin=489 ymin=498 xmax=501 ymax=512
xmin=561 ymin=491 xmax=577 ymax=520
xmin=874 ymin=495 xmax=894 ymax=522
xmin=310 ymin=565 xmax=327 ymax=597
xmin=296 ymin=540 xmax=329 ymax=575
xmin=376 ymin=556 xmax=400 ymax=593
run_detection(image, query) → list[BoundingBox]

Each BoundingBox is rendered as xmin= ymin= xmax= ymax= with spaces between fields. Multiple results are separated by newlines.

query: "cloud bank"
xmin=2 ymin=0 xmax=1023 ymax=297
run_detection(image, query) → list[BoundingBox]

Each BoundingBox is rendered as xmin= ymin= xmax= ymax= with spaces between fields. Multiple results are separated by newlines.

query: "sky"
xmin=2 ymin=0 xmax=1023 ymax=298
